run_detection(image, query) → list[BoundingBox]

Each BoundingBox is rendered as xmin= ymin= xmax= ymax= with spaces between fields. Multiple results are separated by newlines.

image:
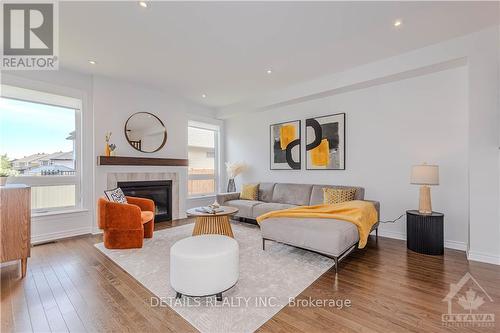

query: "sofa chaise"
xmin=216 ymin=183 xmax=380 ymax=272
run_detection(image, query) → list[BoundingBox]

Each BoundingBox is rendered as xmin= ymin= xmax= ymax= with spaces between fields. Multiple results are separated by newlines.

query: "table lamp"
xmin=410 ymin=163 xmax=439 ymax=214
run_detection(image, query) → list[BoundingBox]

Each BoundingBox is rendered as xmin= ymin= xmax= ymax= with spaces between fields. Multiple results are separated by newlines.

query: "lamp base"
xmin=418 ymin=185 xmax=432 ymax=214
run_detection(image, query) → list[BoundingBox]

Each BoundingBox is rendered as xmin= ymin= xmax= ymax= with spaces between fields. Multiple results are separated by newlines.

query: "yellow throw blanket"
xmin=256 ymin=200 xmax=378 ymax=248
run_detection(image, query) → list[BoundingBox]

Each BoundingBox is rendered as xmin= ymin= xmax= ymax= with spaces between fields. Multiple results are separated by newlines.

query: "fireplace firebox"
xmin=117 ymin=180 xmax=172 ymax=222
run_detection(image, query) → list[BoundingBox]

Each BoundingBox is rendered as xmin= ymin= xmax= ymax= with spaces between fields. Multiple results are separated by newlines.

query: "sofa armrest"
xmin=126 ymin=196 xmax=155 ymax=213
xmin=363 ymin=200 xmax=380 ymax=217
xmin=217 ymin=192 xmax=240 ymax=205
xmin=363 ymin=200 xmax=380 ymax=231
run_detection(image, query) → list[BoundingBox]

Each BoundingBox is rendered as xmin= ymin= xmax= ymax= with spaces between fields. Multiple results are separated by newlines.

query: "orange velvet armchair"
xmin=98 ymin=196 xmax=155 ymax=249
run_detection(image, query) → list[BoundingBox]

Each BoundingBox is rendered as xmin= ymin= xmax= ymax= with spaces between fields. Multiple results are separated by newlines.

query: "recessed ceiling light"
xmin=201 ymin=94 xmax=207 ymax=98
xmin=139 ymin=1 xmax=148 ymax=8
xmin=394 ymin=19 xmax=402 ymax=27
xmin=89 ymin=60 xmax=96 ymax=65
xmin=266 ymin=69 xmax=273 ymax=74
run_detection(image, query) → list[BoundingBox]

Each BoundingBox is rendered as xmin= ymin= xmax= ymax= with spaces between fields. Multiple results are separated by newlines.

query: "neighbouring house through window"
xmin=187 ymin=121 xmax=219 ymax=197
xmin=0 ymin=85 xmax=82 ymax=213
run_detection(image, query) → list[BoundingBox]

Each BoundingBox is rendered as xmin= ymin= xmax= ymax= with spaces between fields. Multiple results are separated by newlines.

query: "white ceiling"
xmin=60 ymin=1 xmax=499 ymax=108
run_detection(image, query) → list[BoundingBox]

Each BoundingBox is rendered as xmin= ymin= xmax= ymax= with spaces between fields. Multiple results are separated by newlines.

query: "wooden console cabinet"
xmin=0 ymin=185 xmax=31 ymax=277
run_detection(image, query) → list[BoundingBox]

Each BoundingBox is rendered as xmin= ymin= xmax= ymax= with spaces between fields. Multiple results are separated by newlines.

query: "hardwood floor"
xmin=1 ymin=218 xmax=499 ymax=333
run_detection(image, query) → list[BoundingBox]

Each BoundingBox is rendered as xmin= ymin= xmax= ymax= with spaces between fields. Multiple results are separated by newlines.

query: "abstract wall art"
xmin=270 ymin=120 xmax=301 ymax=170
xmin=306 ymin=113 xmax=345 ymax=170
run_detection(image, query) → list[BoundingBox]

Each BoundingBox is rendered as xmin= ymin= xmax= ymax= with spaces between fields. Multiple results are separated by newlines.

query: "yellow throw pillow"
xmin=240 ymin=184 xmax=259 ymax=200
xmin=323 ymin=187 xmax=357 ymax=205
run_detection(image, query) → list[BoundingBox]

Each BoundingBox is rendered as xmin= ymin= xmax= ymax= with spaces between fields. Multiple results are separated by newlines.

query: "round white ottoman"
xmin=170 ymin=234 xmax=239 ymax=300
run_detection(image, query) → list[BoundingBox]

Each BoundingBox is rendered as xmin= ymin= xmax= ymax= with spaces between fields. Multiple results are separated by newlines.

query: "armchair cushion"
xmin=141 ymin=211 xmax=154 ymax=224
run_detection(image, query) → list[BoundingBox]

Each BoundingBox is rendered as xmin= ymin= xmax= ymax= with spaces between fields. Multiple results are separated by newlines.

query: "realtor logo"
xmin=442 ymin=272 xmax=495 ymax=328
xmin=1 ymin=2 xmax=58 ymax=69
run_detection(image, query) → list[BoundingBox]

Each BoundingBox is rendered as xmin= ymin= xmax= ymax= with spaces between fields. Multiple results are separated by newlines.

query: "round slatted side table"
xmin=187 ymin=206 xmax=239 ymax=238
xmin=406 ymin=210 xmax=444 ymax=255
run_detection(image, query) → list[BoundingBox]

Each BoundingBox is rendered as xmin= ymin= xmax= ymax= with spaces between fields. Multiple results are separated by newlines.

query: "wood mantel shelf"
xmin=97 ymin=156 xmax=188 ymax=167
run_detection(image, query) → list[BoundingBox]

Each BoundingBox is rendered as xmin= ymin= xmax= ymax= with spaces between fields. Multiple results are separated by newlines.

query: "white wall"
xmin=92 ymin=76 xmax=215 ymax=230
xmin=1 ymin=70 xmax=217 ymax=240
xmin=226 ymin=67 xmax=469 ymax=249
xmin=223 ymin=26 xmax=500 ymax=264
xmin=464 ymin=29 xmax=500 ymax=265
xmin=92 ymin=76 xmax=202 ymax=160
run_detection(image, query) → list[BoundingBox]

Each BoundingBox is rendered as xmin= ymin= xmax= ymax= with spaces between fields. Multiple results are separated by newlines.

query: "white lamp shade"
xmin=410 ymin=164 xmax=439 ymax=185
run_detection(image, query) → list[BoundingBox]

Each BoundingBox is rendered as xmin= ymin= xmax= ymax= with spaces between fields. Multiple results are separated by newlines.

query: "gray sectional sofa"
xmin=216 ymin=182 xmax=380 ymax=272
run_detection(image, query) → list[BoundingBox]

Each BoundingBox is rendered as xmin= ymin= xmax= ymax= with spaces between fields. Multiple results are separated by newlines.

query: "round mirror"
xmin=124 ymin=112 xmax=167 ymax=153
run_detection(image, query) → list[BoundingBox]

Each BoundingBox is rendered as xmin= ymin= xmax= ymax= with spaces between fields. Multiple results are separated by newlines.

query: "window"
xmin=188 ymin=122 xmax=219 ymax=197
xmin=0 ymin=85 xmax=82 ymax=213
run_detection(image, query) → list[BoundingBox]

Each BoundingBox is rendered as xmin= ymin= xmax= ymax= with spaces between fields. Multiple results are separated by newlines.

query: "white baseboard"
xmin=31 ymin=226 xmax=91 ymax=245
xmin=92 ymin=228 xmax=103 ymax=235
xmin=376 ymin=229 xmax=467 ymax=251
xmin=31 ymin=209 xmax=92 ymax=244
xmin=376 ymin=229 xmax=406 ymax=241
xmin=444 ymin=240 xmax=468 ymax=251
xmin=468 ymin=251 xmax=500 ymax=265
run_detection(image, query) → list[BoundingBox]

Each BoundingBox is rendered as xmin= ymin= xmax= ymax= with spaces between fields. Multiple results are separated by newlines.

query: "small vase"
xmin=105 ymin=144 xmax=111 ymax=157
xmin=110 ymin=150 xmax=116 ymax=157
xmin=227 ymin=178 xmax=236 ymax=192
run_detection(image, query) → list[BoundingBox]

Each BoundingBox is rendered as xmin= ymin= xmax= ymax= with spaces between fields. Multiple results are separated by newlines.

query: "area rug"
xmin=94 ymin=222 xmax=334 ymax=333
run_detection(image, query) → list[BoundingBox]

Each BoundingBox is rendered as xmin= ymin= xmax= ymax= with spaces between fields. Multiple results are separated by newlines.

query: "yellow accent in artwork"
xmin=310 ymin=139 xmax=330 ymax=166
xmin=279 ymin=125 xmax=296 ymax=150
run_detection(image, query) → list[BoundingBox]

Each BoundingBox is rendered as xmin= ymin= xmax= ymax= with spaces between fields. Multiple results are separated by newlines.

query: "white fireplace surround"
xmin=93 ymin=165 xmax=188 ymax=235
xmin=106 ymin=172 xmax=180 ymax=220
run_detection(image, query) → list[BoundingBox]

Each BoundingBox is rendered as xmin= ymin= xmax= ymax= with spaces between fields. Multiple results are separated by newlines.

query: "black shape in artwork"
xmin=321 ymin=122 xmax=339 ymax=149
xmin=273 ymin=139 xmax=287 ymax=163
xmin=285 ymin=139 xmax=301 ymax=169
xmin=305 ymin=118 xmax=322 ymax=151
